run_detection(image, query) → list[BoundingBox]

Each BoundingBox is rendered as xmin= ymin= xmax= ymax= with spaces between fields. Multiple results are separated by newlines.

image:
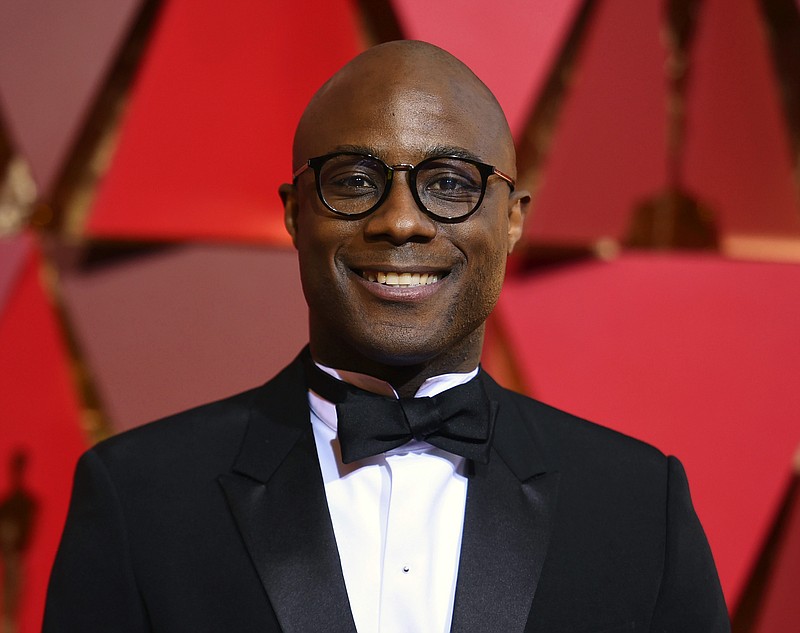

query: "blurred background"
xmin=1 ymin=0 xmax=798 ymax=631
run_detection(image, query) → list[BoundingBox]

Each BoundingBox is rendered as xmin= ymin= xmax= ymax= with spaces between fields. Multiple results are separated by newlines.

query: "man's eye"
xmin=428 ymin=175 xmax=469 ymax=191
xmin=322 ymin=168 xmax=383 ymax=207
xmin=425 ymin=172 xmax=481 ymax=198
xmin=327 ymin=172 xmax=380 ymax=193
xmin=339 ymin=175 xmax=374 ymax=188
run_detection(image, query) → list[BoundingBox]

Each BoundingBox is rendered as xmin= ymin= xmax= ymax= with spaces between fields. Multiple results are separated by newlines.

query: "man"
xmin=45 ymin=41 xmax=729 ymax=632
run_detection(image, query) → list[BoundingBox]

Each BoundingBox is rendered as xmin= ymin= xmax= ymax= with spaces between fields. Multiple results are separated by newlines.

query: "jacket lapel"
xmin=218 ymin=356 xmax=357 ymax=633
xmin=217 ymin=358 xmax=556 ymax=633
xmin=450 ymin=374 xmax=560 ymax=633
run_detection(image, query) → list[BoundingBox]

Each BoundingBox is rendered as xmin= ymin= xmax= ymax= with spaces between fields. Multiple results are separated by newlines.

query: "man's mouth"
xmin=360 ymin=270 xmax=443 ymax=287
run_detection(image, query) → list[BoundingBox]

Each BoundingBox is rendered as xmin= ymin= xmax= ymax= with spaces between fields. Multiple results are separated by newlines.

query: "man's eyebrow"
xmin=425 ymin=146 xmax=483 ymax=162
xmin=333 ymin=144 xmax=379 ymax=156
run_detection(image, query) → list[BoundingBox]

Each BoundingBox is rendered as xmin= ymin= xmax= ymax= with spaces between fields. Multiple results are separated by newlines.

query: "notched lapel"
xmin=451 ymin=379 xmax=560 ymax=633
xmin=219 ymin=357 xmax=357 ymax=633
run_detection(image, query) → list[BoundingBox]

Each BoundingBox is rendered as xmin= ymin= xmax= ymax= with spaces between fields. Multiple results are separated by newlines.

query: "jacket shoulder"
xmin=484 ymin=375 xmax=668 ymax=476
xmin=91 ymin=355 xmax=307 ymax=479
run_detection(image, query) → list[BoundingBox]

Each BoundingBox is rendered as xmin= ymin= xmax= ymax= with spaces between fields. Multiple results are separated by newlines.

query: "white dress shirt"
xmin=308 ymin=365 xmax=478 ymax=633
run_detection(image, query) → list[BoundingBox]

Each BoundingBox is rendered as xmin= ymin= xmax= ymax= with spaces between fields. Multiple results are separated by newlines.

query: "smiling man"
xmin=280 ymin=42 xmax=524 ymax=395
xmin=45 ymin=41 xmax=729 ymax=632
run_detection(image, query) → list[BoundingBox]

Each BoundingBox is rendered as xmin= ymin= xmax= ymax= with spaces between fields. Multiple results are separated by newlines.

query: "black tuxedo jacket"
xmin=45 ymin=353 xmax=729 ymax=632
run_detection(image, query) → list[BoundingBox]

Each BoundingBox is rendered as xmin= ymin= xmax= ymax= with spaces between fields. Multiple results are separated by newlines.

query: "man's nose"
xmin=362 ymin=173 xmax=437 ymax=244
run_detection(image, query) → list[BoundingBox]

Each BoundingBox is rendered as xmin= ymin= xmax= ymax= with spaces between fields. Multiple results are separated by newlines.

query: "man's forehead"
xmin=293 ymin=41 xmax=514 ymax=169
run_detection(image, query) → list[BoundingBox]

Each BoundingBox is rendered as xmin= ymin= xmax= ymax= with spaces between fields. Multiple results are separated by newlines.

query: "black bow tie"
xmin=302 ymin=353 xmax=498 ymax=464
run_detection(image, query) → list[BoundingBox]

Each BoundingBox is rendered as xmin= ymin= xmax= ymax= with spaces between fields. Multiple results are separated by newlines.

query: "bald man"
xmin=45 ymin=42 xmax=729 ymax=633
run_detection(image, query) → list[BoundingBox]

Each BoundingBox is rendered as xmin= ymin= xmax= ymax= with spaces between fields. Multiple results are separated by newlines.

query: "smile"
xmin=360 ymin=270 xmax=443 ymax=287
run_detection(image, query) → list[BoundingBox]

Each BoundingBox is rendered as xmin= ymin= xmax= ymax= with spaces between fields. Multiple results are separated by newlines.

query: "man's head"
xmin=281 ymin=40 xmax=529 ymax=390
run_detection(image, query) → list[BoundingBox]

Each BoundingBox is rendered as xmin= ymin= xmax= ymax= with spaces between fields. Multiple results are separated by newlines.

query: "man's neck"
xmin=309 ymin=329 xmax=484 ymax=398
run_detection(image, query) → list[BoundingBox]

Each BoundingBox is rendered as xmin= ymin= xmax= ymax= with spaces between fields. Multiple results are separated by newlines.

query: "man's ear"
xmin=279 ymin=183 xmax=299 ymax=247
xmin=506 ymin=189 xmax=531 ymax=254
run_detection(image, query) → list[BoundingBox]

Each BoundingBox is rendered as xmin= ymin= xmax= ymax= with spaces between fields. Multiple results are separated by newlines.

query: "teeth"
xmin=361 ymin=271 xmax=442 ymax=287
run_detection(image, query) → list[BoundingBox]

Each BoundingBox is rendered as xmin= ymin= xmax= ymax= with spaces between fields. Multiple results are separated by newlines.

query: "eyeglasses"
xmin=292 ymin=152 xmax=515 ymax=222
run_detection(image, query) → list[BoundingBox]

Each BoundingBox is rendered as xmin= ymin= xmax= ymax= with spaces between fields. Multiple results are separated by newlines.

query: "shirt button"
xmin=402 ymin=566 xmax=410 ymax=573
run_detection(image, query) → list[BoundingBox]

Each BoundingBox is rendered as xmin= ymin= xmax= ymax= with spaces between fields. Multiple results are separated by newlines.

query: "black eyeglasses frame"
xmin=292 ymin=151 xmax=516 ymax=223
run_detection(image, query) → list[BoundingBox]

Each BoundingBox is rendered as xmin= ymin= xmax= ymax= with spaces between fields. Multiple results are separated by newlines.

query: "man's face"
xmin=283 ymin=57 xmax=527 ymax=374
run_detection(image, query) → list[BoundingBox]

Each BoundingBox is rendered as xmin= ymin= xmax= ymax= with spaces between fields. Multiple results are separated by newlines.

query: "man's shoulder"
xmin=483 ymin=373 xmax=668 ymax=474
xmin=89 ymin=356 xmax=307 ymax=479
xmin=87 ymin=386 xmax=259 ymax=481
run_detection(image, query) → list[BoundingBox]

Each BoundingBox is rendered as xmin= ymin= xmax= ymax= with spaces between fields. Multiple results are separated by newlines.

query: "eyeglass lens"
xmin=318 ymin=155 xmax=485 ymax=219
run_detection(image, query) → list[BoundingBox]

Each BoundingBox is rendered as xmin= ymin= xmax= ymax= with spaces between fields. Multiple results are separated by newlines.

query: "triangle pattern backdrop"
xmin=682 ymin=0 xmax=800 ymax=239
xmin=524 ymin=0 xmax=668 ymax=244
xmin=0 ymin=0 xmax=143 ymax=194
xmin=85 ymin=0 xmax=364 ymax=243
xmin=393 ymin=0 xmax=584 ymax=139
xmin=0 ymin=237 xmax=88 ymax=633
